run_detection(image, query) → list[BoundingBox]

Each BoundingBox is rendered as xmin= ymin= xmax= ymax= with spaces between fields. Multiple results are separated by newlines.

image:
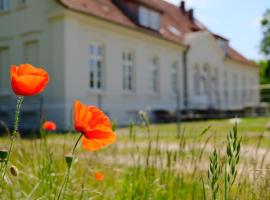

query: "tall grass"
xmin=0 ymin=118 xmax=270 ymax=199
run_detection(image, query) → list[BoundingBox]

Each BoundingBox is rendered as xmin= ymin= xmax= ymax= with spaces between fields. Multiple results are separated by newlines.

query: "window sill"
xmin=87 ymin=89 xmax=105 ymax=96
xmin=122 ymin=90 xmax=135 ymax=96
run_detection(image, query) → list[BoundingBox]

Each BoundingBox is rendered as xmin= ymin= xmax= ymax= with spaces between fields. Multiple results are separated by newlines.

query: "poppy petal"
xmin=10 ymin=64 xmax=49 ymax=96
xmin=81 ymin=133 xmax=116 ymax=151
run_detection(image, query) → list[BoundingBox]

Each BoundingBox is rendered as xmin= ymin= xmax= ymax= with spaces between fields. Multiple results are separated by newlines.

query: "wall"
xmin=63 ymin=10 xmax=185 ymax=126
xmin=0 ymin=0 xmax=67 ymax=129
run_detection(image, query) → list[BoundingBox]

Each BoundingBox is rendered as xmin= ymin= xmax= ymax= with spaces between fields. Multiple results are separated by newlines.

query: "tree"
xmin=261 ymin=9 xmax=270 ymax=59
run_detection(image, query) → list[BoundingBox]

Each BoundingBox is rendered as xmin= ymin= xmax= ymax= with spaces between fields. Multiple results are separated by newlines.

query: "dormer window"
xmin=139 ymin=6 xmax=161 ymax=31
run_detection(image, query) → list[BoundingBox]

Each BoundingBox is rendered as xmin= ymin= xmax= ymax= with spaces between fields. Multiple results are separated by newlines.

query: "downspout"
xmin=183 ymin=46 xmax=190 ymax=110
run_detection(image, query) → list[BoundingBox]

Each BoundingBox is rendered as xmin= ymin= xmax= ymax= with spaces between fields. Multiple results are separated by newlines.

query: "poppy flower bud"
xmin=10 ymin=165 xmax=19 ymax=177
xmin=0 ymin=149 xmax=8 ymax=161
xmin=65 ymin=154 xmax=74 ymax=168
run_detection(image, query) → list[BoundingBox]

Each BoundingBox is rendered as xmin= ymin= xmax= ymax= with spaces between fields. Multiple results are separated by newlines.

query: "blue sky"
xmin=165 ymin=0 xmax=270 ymax=60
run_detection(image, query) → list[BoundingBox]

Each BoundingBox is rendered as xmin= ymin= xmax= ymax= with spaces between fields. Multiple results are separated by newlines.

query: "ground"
xmin=1 ymin=117 xmax=270 ymax=199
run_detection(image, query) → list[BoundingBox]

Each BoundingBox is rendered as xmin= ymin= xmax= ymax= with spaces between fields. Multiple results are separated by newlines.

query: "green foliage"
xmin=226 ymin=123 xmax=241 ymax=187
xmin=260 ymin=9 xmax=270 ymax=58
xmin=224 ymin=123 xmax=241 ymax=200
xmin=257 ymin=60 xmax=270 ymax=84
xmin=0 ymin=119 xmax=270 ymax=199
xmin=208 ymin=149 xmax=222 ymax=200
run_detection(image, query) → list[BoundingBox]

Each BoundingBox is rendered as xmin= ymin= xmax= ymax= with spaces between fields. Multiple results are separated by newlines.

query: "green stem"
xmin=56 ymin=133 xmax=83 ymax=200
xmin=56 ymin=167 xmax=71 ymax=200
xmin=0 ymin=96 xmax=24 ymax=186
xmin=72 ymin=133 xmax=83 ymax=156
xmin=225 ymin=164 xmax=228 ymax=200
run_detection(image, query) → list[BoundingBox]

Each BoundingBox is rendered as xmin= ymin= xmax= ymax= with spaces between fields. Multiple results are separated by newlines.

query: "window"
xmin=0 ymin=0 xmax=10 ymax=12
xmin=223 ymin=71 xmax=228 ymax=105
xmin=0 ymin=47 xmax=10 ymax=93
xmin=249 ymin=77 xmax=253 ymax=102
xmin=233 ymin=73 xmax=238 ymax=102
xmin=242 ymin=75 xmax=246 ymax=104
xmin=171 ymin=62 xmax=178 ymax=94
xmin=149 ymin=57 xmax=159 ymax=93
xmin=213 ymin=68 xmax=219 ymax=104
xmin=202 ymin=65 xmax=209 ymax=95
xmin=89 ymin=43 xmax=104 ymax=90
xmin=122 ymin=50 xmax=134 ymax=92
xmin=193 ymin=64 xmax=200 ymax=95
xmin=139 ymin=6 xmax=161 ymax=30
xmin=24 ymin=41 xmax=39 ymax=65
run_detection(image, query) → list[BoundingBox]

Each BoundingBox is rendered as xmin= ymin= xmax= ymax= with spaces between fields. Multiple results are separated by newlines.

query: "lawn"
xmin=1 ymin=117 xmax=270 ymax=199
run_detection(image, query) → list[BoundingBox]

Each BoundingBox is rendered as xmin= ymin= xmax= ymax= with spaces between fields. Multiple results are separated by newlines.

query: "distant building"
xmin=0 ymin=0 xmax=260 ymax=130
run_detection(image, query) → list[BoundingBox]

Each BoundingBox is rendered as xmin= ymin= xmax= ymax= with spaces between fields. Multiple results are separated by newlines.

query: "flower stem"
xmin=56 ymin=133 xmax=83 ymax=200
xmin=56 ymin=167 xmax=71 ymax=200
xmin=0 ymin=96 xmax=24 ymax=186
xmin=72 ymin=133 xmax=83 ymax=156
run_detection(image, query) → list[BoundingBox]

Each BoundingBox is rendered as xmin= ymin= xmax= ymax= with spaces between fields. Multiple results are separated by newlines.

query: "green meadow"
xmin=1 ymin=117 xmax=270 ymax=199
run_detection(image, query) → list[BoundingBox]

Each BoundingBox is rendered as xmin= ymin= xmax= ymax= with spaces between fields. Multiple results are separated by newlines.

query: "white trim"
xmin=88 ymin=42 xmax=104 ymax=91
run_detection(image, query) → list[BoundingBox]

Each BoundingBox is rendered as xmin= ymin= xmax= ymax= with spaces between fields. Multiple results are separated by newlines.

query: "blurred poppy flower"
xmin=94 ymin=172 xmax=104 ymax=181
xmin=42 ymin=121 xmax=56 ymax=131
xmin=11 ymin=64 xmax=49 ymax=96
xmin=74 ymin=100 xmax=116 ymax=151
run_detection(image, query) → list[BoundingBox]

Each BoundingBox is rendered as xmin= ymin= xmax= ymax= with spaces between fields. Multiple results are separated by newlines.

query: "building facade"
xmin=0 ymin=0 xmax=260 ymax=130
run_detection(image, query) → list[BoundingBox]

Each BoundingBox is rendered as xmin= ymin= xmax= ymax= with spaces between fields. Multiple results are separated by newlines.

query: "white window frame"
xmin=149 ymin=57 xmax=159 ymax=94
xmin=122 ymin=50 xmax=134 ymax=93
xmin=249 ymin=76 xmax=253 ymax=102
xmin=89 ymin=43 xmax=104 ymax=91
xmin=139 ymin=6 xmax=148 ymax=27
xmin=0 ymin=0 xmax=10 ymax=12
xmin=193 ymin=64 xmax=200 ymax=95
xmin=139 ymin=6 xmax=160 ymax=31
xmin=171 ymin=62 xmax=178 ymax=95
xmin=242 ymin=75 xmax=246 ymax=104
xmin=202 ymin=65 xmax=209 ymax=95
xmin=213 ymin=67 xmax=219 ymax=105
xmin=223 ymin=71 xmax=228 ymax=106
xmin=233 ymin=73 xmax=238 ymax=102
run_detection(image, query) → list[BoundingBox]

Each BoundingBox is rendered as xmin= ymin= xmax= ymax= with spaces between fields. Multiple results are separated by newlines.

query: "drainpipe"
xmin=183 ymin=46 xmax=190 ymax=111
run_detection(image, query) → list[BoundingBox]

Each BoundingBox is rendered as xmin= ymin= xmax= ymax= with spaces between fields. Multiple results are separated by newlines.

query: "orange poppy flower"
xmin=94 ymin=172 xmax=104 ymax=181
xmin=11 ymin=64 xmax=49 ymax=96
xmin=42 ymin=121 xmax=57 ymax=131
xmin=74 ymin=100 xmax=116 ymax=151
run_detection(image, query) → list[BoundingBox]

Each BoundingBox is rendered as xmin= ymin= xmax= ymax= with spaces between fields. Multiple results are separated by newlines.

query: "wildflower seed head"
xmin=65 ymin=154 xmax=74 ymax=168
xmin=0 ymin=149 xmax=8 ymax=160
xmin=10 ymin=165 xmax=19 ymax=177
xmin=139 ymin=110 xmax=150 ymax=125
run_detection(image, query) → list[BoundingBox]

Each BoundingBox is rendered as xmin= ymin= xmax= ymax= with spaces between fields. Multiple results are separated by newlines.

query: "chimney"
xmin=188 ymin=8 xmax=194 ymax=21
xmin=180 ymin=1 xmax=185 ymax=12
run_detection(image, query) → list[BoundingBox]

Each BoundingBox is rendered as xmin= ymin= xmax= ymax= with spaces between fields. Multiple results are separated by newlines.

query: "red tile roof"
xmin=226 ymin=47 xmax=257 ymax=67
xmin=58 ymin=0 xmax=257 ymax=67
